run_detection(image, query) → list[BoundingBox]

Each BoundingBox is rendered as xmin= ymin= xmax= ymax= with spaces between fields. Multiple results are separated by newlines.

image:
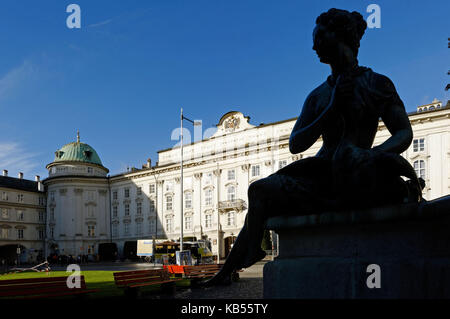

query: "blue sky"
xmin=0 ymin=0 xmax=448 ymax=179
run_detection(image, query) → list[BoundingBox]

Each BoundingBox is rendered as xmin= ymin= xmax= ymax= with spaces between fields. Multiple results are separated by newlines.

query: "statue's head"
xmin=313 ymin=8 xmax=367 ymax=64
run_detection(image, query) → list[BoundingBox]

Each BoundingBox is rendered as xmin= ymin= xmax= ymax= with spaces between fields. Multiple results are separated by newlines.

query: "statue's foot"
xmin=200 ymin=270 xmax=232 ymax=287
xmin=237 ymin=248 xmax=266 ymax=269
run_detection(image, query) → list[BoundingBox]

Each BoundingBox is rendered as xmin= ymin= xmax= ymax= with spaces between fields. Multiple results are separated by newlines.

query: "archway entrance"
xmin=224 ymin=236 xmax=236 ymax=258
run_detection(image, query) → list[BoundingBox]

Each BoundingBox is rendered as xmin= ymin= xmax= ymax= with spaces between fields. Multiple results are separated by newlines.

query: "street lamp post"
xmin=180 ymin=108 xmax=201 ymax=253
xmin=151 ymin=167 xmax=159 ymax=266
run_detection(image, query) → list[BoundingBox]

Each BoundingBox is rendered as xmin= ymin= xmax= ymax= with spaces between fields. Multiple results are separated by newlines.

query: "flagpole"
xmin=180 ymin=107 xmax=184 ymax=253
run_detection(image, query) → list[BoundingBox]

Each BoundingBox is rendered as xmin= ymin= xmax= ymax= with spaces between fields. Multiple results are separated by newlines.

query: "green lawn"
xmin=0 ymin=270 xmax=191 ymax=299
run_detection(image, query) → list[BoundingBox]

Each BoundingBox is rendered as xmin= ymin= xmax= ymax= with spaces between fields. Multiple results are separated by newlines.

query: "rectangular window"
xmin=50 ymin=227 xmax=54 ymax=238
xmin=17 ymin=229 xmax=24 ymax=239
xmin=251 ymin=165 xmax=260 ymax=177
xmin=38 ymin=211 xmax=45 ymax=222
xmin=87 ymin=225 xmax=95 ymax=237
xmin=50 ymin=208 xmax=55 ymax=220
xmin=17 ymin=194 xmax=24 ymax=203
xmin=149 ymin=199 xmax=155 ymax=213
xmin=1 ymin=228 xmax=8 ymax=239
xmin=227 ymin=185 xmax=236 ymax=201
xmin=113 ymin=206 xmax=118 ymax=218
xmin=414 ymin=160 xmax=426 ymax=179
xmin=39 ymin=197 xmax=45 ymax=206
xmin=137 ymin=186 xmax=142 ymax=196
xmin=413 ymin=138 xmax=425 ymax=152
xmin=87 ymin=167 xmax=93 ymax=174
xmin=205 ymin=215 xmax=212 ymax=228
xmin=149 ymin=219 xmax=155 ymax=234
xmin=124 ymin=204 xmax=130 ymax=216
xmin=149 ymin=184 xmax=155 ymax=194
xmin=279 ymin=160 xmax=288 ymax=169
xmin=38 ymin=229 xmax=45 ymax=240
xmin=113 ymin=191 xmax=118 ymax=200
xmin=228 ymin=169 xmax=235 ymax=181
xmin=50 ymin=191 xmax=55 ymax=201
xmin=166 ymin=196 xmax=173 ymax=211
xmin=137 ymin=202 xmax=142 ymax=215
xmin=1 ymin=192 xmax=7 ymax=201
xmin=166 ymin=218 xmax=173 ymax=233
xmin=136 ymin=222 xmax=142 ymax=235
xmin=124 ymin=188 xmax=130 ymax=198
xmin=227 ymin=211 xmax=235 ymax=226
xmin=112 ymin=224 xmax=118 ymax=237
xmin=185 ymin=192 xmax=192 ymax=209
xmin=185 ymin=216 xmax=192 ymax=230
xmin=124 ymin=223 xmax=130 ymax=235
xmin=17 ymin=210 xmax=24 ymax=221
xmin=204 ymin=189 xmax=212 ymax=206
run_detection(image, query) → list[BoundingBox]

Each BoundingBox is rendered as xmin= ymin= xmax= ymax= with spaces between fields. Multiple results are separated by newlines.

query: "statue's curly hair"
xmin=316 ymin=8 xmax=367 ymax=55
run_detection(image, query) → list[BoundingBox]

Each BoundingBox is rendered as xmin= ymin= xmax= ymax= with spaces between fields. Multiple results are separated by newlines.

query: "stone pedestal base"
xmin=263 ymin=195 xmax=450 ymax=299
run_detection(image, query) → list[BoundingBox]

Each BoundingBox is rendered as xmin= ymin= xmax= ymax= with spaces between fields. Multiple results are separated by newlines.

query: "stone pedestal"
xmin=263 ymin=195 xmax=450 ymax=298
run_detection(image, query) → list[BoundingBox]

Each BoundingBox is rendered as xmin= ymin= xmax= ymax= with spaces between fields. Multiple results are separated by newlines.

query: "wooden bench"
xmin=0 ymin=276 xmax=97 ymax=299
xmin=113 ymin=269 xmax=180 ymax=298
xmin=182 ymin=264 xmax=243 ymax=286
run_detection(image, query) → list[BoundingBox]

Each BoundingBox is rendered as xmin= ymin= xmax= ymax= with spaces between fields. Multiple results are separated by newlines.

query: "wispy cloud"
xmin=0 ymin=142 xmax=41 ymax=178
xmin=0 ymin=60 xmax=35 ymax=101
xmin=88 ymin=19 xmax=113 ymax=28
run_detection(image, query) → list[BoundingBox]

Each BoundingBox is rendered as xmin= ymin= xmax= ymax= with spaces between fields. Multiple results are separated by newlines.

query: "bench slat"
xmin=129 ymin=279 xmax=180 ymax=289
xmin=0 ymin=276 xmax=76 ymax=286
xmin=22 ymin=289 xmax=98 ymax=300
xmin=0 ymin=276 xmax=94 ymax=299
xmin=113 ymin=269 xmax=177 ymax=295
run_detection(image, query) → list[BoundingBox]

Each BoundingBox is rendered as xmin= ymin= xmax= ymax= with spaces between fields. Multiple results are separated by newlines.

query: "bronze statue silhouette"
xmin=204 ymin=8 xmax=423 ymax=286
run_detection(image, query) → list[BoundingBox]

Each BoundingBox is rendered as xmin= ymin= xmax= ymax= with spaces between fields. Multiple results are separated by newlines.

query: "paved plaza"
xmin=173 ymin=260 xmax=266 ymax=299
xmin=45 ymin=258 xmax=267 ymax=299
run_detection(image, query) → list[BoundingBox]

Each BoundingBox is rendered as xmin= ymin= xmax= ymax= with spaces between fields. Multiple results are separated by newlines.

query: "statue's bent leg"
xmin=203 ymin=176 xmax=279 ymax=285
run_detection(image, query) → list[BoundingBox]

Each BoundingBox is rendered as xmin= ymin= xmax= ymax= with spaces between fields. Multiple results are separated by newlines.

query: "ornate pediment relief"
xmin=212 ymin=111 xmax=255 ymax=137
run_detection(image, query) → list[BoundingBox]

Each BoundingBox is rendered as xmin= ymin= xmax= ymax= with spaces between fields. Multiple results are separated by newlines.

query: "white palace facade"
xmin=2 ymin=99 xmax=450 ymax=261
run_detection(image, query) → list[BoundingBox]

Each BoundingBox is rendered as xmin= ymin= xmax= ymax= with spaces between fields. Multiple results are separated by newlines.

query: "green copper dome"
xmin=53 ymin=141 xmax=103 ymax=166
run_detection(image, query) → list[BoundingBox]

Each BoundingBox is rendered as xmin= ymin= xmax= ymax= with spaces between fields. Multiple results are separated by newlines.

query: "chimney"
xmin=18 ymin=172 xmax=23 ymax=179
xmin=147 ymin=158 xmax=152 ymax=168
xmin=35 ymin=175 xmax=40 ymax=182
xmin=2 ymin=170 xmax=7 ymax=177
